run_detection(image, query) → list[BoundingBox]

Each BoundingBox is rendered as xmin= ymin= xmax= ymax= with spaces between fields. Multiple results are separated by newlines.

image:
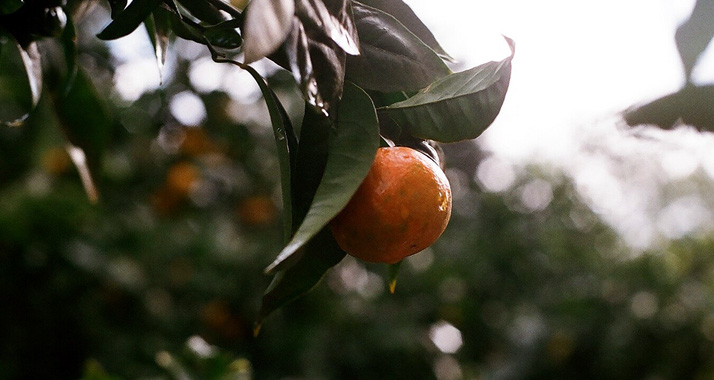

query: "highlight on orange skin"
xmin=330 ymin=146 xmax=452 ymax=264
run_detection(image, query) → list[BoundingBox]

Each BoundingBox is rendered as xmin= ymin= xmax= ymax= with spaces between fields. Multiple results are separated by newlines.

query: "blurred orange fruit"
xmin=41 ymin=147 xmax=70 ymax=175
xmin=152 ymin=161 xmax=200 ymax=215
xmin=180 ymin=128 xmax=216 ymax=157
xmin=237 ymin=195 xmax=277 ymax=227
xmin=166 ymin=161 xmax=199 ymax=196
xmin=330 ymin=146 xmax=452 ymax=264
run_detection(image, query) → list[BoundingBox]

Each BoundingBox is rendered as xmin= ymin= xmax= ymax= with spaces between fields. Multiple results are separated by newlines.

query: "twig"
xmin=204 ymin=38 xmax=246 ymax=69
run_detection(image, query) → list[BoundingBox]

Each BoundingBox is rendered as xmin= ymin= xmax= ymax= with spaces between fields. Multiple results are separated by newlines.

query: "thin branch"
xmin=204 ymin=38 xmax=246 ymax=68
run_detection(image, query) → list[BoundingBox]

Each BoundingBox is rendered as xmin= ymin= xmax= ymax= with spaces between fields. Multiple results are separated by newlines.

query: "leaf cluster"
xmin=0 ymin=0 xmax=516 ymax=327
xmin=624 ymin=0 xmax=714 ymax=131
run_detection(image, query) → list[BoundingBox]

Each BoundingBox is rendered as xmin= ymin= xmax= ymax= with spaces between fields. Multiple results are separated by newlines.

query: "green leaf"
xmin=162 ymin=7 xmax=203 ymax=42
xmin=296 ymin=0 xmax=359 ymax=55
xmin=305 ymin=31 xmax=346 ymax=115
xmin=0 ymin=29 xmax=42 ymax=126
xmin=240 ymin=63 xmax=298 ymax=242
xmin=106 ymin=0 xmax=127 ymax=19
xmin=175 ymin=0 xmax=227 ymax=25
xmin=321 ymin=0 xmax=360 ymax=55
xmin=358 ymin=0 xmax=453 ymax=61
xmin=290 ymin=104 xmax=332 ymax=228
xmin=145 ymin=10 xmax=171 ymax=83
xmin=52 ymin=68 xmax=113 ymax=202
xmin=624 ymin=85 xmax=714 ymax=131
xmin=203 ymin=20 xmax=243 ymax=49
xmin=256 ymin=104 xmax=336 ymax=331
xmin=675 ymin=0 xmax=714 ymax=81
xmin=383 ymin=36 xmax=515 ymax=143
xmin=97 ymin=0 xmax=162 ymax=40
xmin=265 ymin=82 xmax=379 ymax=274
xmin=257 ymin=227 xmax=345 ymax=329
xmin=280 ymin=18 xmax=347 ymax=114
xmin=0 ymin=0 xmax=23 ymax=15
xmin=242 ymin=0 xmax=295 ymax=63
xmin=60 ymin=15 xmax=78 ymax=97
xmin=161 ymin=7 xmax=241 ymax=49
xmin=346 ymin=1 xmax=451 ymax=92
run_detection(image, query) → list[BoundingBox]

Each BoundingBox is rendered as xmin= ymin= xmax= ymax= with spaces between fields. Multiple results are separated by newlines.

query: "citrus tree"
xmin=0 ymin=0 xmax=515 ymax=330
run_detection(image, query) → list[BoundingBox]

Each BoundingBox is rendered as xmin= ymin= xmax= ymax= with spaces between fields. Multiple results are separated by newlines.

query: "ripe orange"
xmin=166 ymin=161 xmax=199 ymax=196
xmin=237 ymin=195 xmax=277 ymax=227
xmin=330 ymin=146 xmax=452 ymax=264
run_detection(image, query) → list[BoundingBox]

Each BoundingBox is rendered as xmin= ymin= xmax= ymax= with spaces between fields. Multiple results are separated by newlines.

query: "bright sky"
xmin=406 ymin=0 xmax=710 ymax=162
xmin=406 ymin=0 xmax=714 ymax=251
xmin=111 ymin=0 xmax=711 ymax=163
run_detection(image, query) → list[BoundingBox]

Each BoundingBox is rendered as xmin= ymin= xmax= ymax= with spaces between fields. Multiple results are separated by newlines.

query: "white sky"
xmin=406 ymin=0 xmax=710 ymax=162
xmin=406 ymin=0 xmax=714 ymax=251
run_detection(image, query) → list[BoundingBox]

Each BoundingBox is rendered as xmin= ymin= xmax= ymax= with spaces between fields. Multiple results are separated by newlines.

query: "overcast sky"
xmin=404 ymin=0 xmax=714 ymax=250
xmin=406 ymin=0 xmax=711 ymax=162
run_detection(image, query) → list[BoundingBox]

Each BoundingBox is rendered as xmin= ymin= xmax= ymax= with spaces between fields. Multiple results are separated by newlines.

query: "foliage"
xmin=624 ymin=0 xmax=714 ymax=131
xmin=0 ymin=0 xmax=515 ymax=327
xmin=4 ymin=0 xmax=714 ymax=379
xmin=5 ymin=115 xmax=714 ymax=378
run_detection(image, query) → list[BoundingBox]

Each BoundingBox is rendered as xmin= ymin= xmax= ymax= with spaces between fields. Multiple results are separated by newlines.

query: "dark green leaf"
xmin=107 ymin=0 xmax=127 ymax=19
xmin=296 ymin=0 xmax=359 ymax=55
xmin=163 ymin=7 xmax=204 ymax=42
xmin=304 ymin=34 xmax=346 ymax=114
xmin=257 ymin=227 xmax=345 ymax=328
xmin=265 ymin=82 xmax=379 ymax=273
xmin=282 ymin=19 xmax=312 ymax=92
xmin=175 ymin=0 xmax=226 ymax=25
xmin=282 ymin=18 xmax=347 ymax=114
xmin=290 ymin=104 xmax=332 ymax=228
xmin=162 ymin=7 xmax=241 ymax=49
xmin=346 ymin=1 xmax=450 ymax=92
xmin=322 ymin=0 xmax=360 ymax=54
xmin=240 ymin=63 xmax=298 ymax=241
xmin=0 ymin=30 xmax=41 ymax=126
xmin=146 ymin=10 xmax=171 ymax=83
xmin=358 ymin=0 xmax=452 ymax=61
xmin=52 ymin=68 xmax=113 ymax=202
xmin=624 ymin=85 xmax=714 ymax=131
xmin=282 ymin=20 xmax=315 ymax=109
xmin=203 ymin=22 xmax=242 ymax=49
xmin=382 ymin=36 xmax=515 ymax=143
xmin=60 ymin=15 xmax=78 ymax=97
xmin=255 ymin=105 xmax=334 ymax=330
xmin=97 ymin=0 xmax=162 ymax=40
xmin=242 ymin=0 xmax=294 ymax=63
xmin=675 ymin=0 xmax=714 ymax=81
xmin=0 ymin=0 xmax=22 ymax=15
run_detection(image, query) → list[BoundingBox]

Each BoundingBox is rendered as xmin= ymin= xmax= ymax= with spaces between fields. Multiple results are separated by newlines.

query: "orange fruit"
xmin=330 ymin=146 xmax=452 ymax=264
xmin=41 ymin=147 xmax=70 ymax=175
xmin=237 ymin=195 xmax=277 ymax=227
xmin=180 ymin=128 xmax=217 ymax=157
xmin=166 ymin=161 xmax=199 ymax=196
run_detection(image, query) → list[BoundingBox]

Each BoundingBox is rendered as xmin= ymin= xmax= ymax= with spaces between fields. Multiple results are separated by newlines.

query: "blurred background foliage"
xmin=4 ymin=2 xmax=714 ymax=380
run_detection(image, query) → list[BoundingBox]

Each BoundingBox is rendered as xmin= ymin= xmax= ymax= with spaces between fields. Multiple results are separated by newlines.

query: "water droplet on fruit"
xmin=438 ymin=191 xmax=449 ymax=212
